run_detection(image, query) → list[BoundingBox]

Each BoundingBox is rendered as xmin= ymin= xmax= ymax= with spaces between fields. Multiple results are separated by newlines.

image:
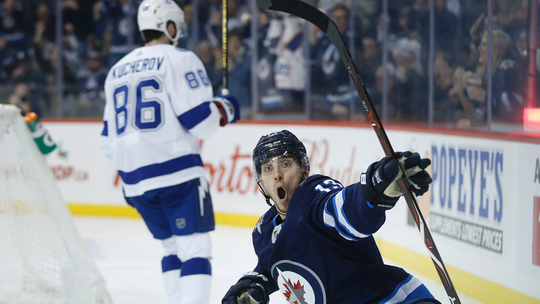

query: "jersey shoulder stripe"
xmin=119 ymin=154 xmax=203 ymax=185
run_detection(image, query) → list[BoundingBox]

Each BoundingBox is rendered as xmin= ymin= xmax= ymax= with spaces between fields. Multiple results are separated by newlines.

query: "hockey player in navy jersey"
xmin=222 ymin=130 xmax=441 ymax=304
xmin=99 ymin=0 xmax=240 ymax=303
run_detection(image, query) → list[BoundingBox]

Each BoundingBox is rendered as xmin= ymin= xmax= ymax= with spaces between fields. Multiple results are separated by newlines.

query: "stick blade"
xmin=255 ymin=0 xmax=272 ymax=10
xmin=255 ymin=0 xmax=330 ymax=33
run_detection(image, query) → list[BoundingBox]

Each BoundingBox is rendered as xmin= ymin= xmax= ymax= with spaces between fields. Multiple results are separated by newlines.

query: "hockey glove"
xmin=213 ymin=95 xmax=240 ymax=126
xmin=222 ymin=272 xmax=270 ymax=304
xmin=360 ymin=151 xmax=432 ymax=210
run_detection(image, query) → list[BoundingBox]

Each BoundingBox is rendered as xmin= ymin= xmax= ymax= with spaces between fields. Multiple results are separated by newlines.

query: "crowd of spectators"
xmin=0 ymin=0 xmax=536 ymax=128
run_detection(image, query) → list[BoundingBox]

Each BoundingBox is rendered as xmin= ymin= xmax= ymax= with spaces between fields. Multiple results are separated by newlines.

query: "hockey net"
xmin=0 ymin=104 xmax=111 ymax=304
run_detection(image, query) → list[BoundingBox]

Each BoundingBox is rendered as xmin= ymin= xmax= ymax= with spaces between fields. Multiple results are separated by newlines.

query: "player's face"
xmin=259 ymin=156 xmax=307 ymax=214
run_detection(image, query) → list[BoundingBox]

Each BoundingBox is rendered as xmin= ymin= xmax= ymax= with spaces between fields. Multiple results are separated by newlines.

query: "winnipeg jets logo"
xmin=272 ymin=261 xmax=326 ymax=304
xmin=279 ymin=268 xmax=308 ymax=304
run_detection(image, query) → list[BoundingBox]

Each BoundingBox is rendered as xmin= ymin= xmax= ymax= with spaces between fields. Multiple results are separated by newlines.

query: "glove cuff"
xmin=360 ymin=160 xmax=400 ymax=210
xmin=213 ymin=99 xmax=231 ymax=127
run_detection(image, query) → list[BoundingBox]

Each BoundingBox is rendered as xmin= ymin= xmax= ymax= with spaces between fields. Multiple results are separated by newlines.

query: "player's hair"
xmin=141 ymin=21 xmax=176 ymax=43
xmin=331 ymin=4 xmax=350 ymax=20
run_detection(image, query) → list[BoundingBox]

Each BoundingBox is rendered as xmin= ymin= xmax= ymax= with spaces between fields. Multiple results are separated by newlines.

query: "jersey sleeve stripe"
xmin=323 ymin=191 xmax=370 ymax=241
xmin=379 ymin=275 xmax=427 ymax=304
xmin=119 ymin=154 xmax=203 ymax=185
xmin=323 ymin=203 xmax=355 ymax=241
xmin=333 ymin=190 xmax=371 ymax=239
xmin=177 ymin=102 xmax=212 ymax=130
xmin=287 ymin=32 xmax=303 ymax=51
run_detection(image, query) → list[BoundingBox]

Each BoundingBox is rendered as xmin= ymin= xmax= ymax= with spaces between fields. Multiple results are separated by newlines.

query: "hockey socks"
xmin=162 ymin=256 xmax=212 ymax=304
xmin=178 ymin=257 xmax=212 ymax=304
xmin=162 ymin=255 xmax=182 ymax=303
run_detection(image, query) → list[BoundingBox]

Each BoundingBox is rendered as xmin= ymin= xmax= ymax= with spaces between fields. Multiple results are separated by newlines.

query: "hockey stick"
xmin=256 ymin=0 xmax=461 ymax=303
xmin=221 ymin=0 xmax=229 ymax=95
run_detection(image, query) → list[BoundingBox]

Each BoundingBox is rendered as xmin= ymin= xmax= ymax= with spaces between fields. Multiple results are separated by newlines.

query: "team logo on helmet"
xmin=271 ymin=260 xmax=326 ymax=304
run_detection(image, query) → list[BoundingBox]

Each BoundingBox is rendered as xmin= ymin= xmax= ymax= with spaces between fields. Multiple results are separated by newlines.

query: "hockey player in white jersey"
xmin=99 ymin=0 xmax=240 ymax=303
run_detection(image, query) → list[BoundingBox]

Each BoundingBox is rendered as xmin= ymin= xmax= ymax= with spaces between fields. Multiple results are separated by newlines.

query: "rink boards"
xmin=43 ymin=120 xmax=540 ymax=303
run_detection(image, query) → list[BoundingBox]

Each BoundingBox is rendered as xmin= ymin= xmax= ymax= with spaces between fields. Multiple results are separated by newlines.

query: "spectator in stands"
xmin=200 ymin=0 xmax=248 ymax=51
xmin=196 ymin=40 xmax=221 ymax=95
xmin=229 ymin=0 xmax=250 ymax=34
xmin=11 ymin=50 xmax=45 ymax=85
xmin=250 ymin=9 xmax=280 ymax=112
xmin=92 ymin=1 xmax=106 ymax=40
xmin=372 ymin=64 xmax=399 ymax=120
xmin=377 ymin=5 xmax=406 ymax=44
xmin=500 ymin=0 xmax=528 ymax=43
xmin=358 ymin=34 xmax=381 ymax=92
xmin=32 ymin=3 xmax=55 ymax=56
xmin=227 ymin=28 xmax=251 ymax=113
xmin=203 ymin=4 xmax=222 ymax=48
xmin=266 ymin=10 xmax=305 ymax=112
xmin=61 ymin=23 xmax=84 ymax=78
xmin=96 ymin=0 xmax=143 ymax=67
xmin=310 ymin=5 xmax=362 ymax=120
xmin=77 ymin=51 xmax=107 ymax=92
xmin=8 ymin=81 xmax=49 ymax=116
xmin=62 ymin=0 xmax=95 ymax=42
xmin=71 ymin=51 xmax=107 ymax=116
xmin=391 ymin=37 xmax=427 ymax=121
xmin=449 ymin=29 xmax=523 ymax=127
xmin=433 ymin=51 xmax=456 ymax=122
xmin=179 ymin=5 xmax=203 ymax=50
xmin=405 ymin=0 xmax=457 ymax=60
xmin=44 ymin=47 xmax=76 ymax=86
xmin=0 ymin=36 xmax=18 ymax=82
xmin=8 ymin=82 xmax=32 ymax=115
xmin=0 ymin=0 xmax=29 ymax=50
xmin=33 ymin=2 xmax=55 ymax=43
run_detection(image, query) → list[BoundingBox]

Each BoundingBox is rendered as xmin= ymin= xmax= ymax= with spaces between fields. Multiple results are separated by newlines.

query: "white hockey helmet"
xmin=137 ymin=0 xmax=187 ymax=43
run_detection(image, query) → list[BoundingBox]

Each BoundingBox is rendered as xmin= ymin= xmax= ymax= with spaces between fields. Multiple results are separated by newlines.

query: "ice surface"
xmin=73 ymin=216 xmax=485 ymax=304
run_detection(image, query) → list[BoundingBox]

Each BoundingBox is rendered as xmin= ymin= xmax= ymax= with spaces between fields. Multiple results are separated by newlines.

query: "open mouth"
xmin=277 ymin=187 xmax=286 ymax=200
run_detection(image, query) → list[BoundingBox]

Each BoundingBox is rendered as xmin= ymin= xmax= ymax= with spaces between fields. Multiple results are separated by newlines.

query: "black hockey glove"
xmin=360 ymin=151 xmax=432 ymax=210
xmin=222 ymin=272 xmax=270 ymax=304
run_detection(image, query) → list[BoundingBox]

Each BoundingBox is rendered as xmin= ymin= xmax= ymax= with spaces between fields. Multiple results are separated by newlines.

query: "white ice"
xmin=74 ymin=216 xmax=485 ymax=304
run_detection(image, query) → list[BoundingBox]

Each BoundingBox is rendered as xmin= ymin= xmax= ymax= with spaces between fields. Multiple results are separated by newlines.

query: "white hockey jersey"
xmin=266 ymin=15 xmax=306 ymax=91
xmin=100 ymin=44 xmax=222 ymax=197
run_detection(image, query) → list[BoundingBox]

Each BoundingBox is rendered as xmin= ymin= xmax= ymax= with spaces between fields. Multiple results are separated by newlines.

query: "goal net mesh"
xmin=0 ymin=105 xmax=111 ymax=304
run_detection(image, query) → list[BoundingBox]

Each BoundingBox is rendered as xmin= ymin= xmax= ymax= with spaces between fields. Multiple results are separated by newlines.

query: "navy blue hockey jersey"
xmin=251 ymin=174 xmax=434 ymax=304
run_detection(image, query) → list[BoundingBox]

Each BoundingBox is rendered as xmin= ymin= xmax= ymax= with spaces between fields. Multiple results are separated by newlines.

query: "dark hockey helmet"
xmin=252 ymin=130 xmax=310 ymax=184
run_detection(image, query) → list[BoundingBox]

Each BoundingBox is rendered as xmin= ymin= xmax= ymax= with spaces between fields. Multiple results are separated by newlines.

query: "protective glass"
xmin=255 ymin=156 xmax=304 ymax=183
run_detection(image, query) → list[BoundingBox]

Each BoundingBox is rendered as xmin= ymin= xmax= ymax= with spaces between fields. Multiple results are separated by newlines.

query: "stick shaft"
xmin=221 ymin=0 xmax=229 ymax=95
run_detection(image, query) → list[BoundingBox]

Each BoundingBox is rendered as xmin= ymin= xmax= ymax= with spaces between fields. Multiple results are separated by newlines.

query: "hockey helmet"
xmin=253 ymin=130 xmax=310 ymax=184
xmin=137 ymin=0 xmax=187 ymax=43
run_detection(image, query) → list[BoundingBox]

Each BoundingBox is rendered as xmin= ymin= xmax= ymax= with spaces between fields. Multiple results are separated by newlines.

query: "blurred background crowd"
xmin=0 ymin=0 xmax=538 ymax=131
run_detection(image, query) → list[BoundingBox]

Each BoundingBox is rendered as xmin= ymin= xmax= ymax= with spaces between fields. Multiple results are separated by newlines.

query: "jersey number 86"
xmin=112 ymin=71 xmax=210 ymax=135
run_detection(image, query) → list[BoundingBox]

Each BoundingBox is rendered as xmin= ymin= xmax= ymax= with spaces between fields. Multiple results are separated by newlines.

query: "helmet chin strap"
xmin=164 ymin=25 xmax=180 ymax=46
xmin=274 ymin=204 xmax=287 ymax=217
